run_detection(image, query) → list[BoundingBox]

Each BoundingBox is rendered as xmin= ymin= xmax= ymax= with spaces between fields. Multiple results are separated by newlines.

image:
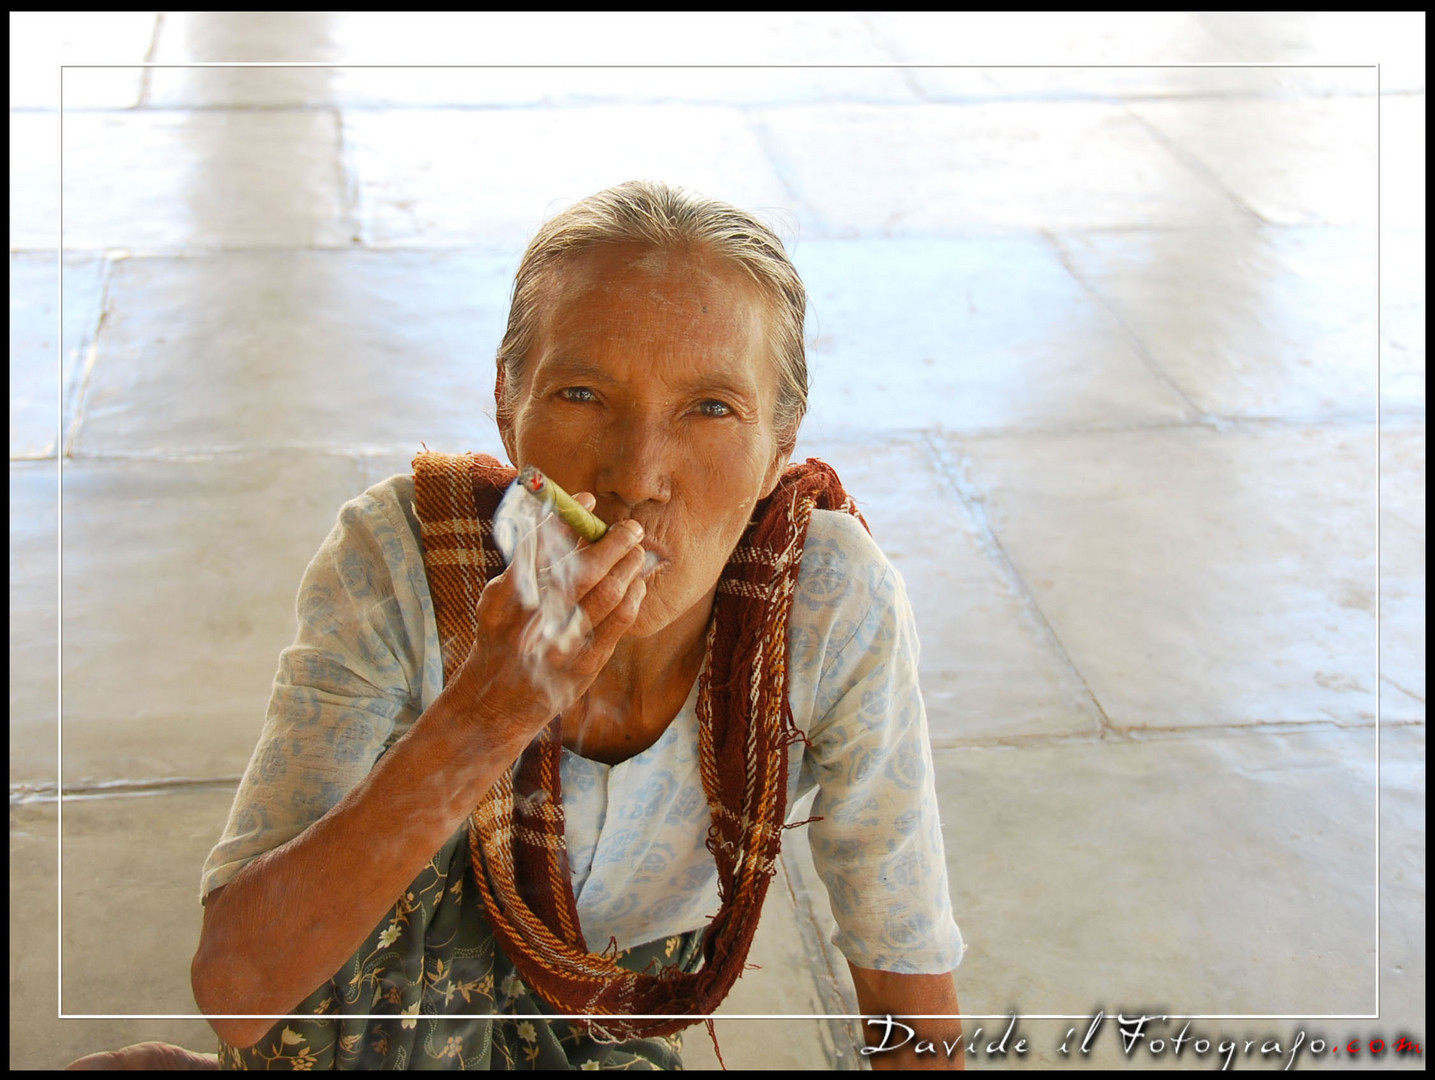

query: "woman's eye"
xmin=558 ymin=387 xmax=597 ymax=404
xmin=697 ymin=400 xmax=732 ymax=418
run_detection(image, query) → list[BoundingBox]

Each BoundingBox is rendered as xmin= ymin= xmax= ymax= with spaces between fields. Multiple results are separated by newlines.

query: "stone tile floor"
xmin=9 ymin=11 xmax=1426 ymax=1071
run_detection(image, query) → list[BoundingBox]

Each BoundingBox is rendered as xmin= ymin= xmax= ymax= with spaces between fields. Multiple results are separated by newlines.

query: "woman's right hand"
xmin=441 ymin=498 xmax=648 ymax=748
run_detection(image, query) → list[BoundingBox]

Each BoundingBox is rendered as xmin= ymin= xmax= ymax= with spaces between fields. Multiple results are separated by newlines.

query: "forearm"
xmin=848 ymin=964 xmax=964 ymax=1071
xmin=191 ymin=691 xmax=528 ymax=1048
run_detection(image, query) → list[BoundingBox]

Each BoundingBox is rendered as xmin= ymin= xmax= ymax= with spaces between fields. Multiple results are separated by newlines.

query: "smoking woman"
xmin=190 ymin=181 xmax=965 ymax=1071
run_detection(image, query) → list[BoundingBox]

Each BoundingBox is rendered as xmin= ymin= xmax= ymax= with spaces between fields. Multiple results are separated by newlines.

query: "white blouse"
xmin=202 ymin=474 xmax=964 ymax=975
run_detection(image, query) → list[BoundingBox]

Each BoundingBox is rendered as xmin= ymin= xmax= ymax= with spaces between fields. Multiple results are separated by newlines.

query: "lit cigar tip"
xmin=518 ymin=465 xmax=545 ymax=494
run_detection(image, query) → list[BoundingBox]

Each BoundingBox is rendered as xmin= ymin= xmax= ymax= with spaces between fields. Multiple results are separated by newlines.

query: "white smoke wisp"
xmin=492 ymin=479 xmax=590 ymax=668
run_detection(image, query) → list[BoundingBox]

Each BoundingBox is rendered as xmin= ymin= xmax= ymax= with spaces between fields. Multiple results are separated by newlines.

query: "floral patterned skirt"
xmin=218 ymin=824 xmax=706 ymax=1071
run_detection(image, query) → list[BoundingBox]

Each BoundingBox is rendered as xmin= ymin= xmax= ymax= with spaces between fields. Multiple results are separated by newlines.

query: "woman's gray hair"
xmin=496 ymin=180 xmax=808 ymax=443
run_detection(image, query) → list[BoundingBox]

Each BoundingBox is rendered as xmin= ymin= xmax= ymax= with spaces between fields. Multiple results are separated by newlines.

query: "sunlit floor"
xmin=9 ymin=12 xmax=1426 ymax=1071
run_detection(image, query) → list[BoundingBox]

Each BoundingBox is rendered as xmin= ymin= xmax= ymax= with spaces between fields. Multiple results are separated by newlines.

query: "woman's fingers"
xmin=562 ymin=517 xmax=645 ymax=609
xmin=461 ymin=503 xmax=648 ymax=725
xmin=586 ymin=572 xmax=646 ymax=658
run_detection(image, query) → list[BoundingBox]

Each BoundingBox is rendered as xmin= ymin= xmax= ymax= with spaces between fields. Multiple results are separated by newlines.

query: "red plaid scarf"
xmin=412 ymin=451 xmax=867 ymax=1039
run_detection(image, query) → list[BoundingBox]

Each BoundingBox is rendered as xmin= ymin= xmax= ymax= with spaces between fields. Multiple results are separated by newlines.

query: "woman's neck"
xmin=562 ymin=589 xmax=714 ymax=763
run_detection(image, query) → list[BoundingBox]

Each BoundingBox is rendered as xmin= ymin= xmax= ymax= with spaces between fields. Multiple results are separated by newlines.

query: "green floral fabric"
xmin=218 ymin=825 xmax=704 ymax=1071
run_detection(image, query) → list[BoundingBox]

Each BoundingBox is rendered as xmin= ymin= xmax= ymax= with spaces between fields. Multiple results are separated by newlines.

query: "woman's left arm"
xmin=847 ymin=964 xmax=964 ymax=1071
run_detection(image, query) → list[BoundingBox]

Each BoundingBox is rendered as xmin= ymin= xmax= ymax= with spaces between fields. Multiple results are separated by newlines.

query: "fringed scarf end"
xmin=705 ymin=1018 xmax=728 ymax=1071
xmin=782 ymin=814 xmax=824 ymax=830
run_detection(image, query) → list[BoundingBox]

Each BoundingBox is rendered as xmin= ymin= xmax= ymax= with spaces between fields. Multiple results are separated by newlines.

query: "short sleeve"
xmin=199 ymin=476 xmax=440 ymax=901
xmin=790 ymin=512 xmax=965 ymax=974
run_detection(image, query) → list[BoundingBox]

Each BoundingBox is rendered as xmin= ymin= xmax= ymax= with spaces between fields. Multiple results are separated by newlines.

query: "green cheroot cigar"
xmin=517 ymin=465 xmax=609 ymax=543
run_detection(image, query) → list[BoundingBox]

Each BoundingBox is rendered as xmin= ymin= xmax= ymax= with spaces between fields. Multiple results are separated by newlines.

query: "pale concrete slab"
xmin=1201 ymin=11 xmax=1425 ymax=94
xmin=866 ymin=11 xmax=1225 ymax=65
xmin=903 ymin=65 xmax=1377 ymax=105
xmin=342 ymin=106 xmax=799 ymax=250
xmin=67 ymin=251 xmax=512 ymax=458
xmin=1374 ymin=723 xmax=1426 ymax=1038
xmin=943 ymin=424 xmax=1380 ymax=730
xmin=336 ymin=65 xmax=918 ymax=111
xmin=934 ymin=727 xmax=1384 ymax=1017
xmin=320 ymin=11 xmax=891 ymax=66
xmin=59 ymin=110 xmax=353 ymax=253
xmin=1128 ymin=96 xmax=1378 ymax=228
xmin=1379 ymin=425 xmax=1426 ymax=721
xmin=10 ymin=254 xmax=108 ymax=459
xmin=794 ymin=434 xmax=1103 ymax=743
xmin=52 ymin=788 xmax=230 ymax=1016
xmin=10 ymin=461 xmax=58 ymax=787
xmin=1378 ymin=95 xmax=1426 ymax=231
xmin=865 ymin=14 xmax=1378 ymax=102
xmin=55 ymin=453 xmax=367 ymax=785
xmin=145 ymin=63 xmax=339 ymax=111
xmin=10 ymin=110 xmax=59 ymax=253
xmin=8 ymin=12 xmax=155 ymax=109
xmin=791 ymin=236 xmax=1195 ymax=440
xmin=754 ymin=101 xmax=1250 ymax=236
xmin=9 ymin=795 xmax=220 ymax=1070
xmin=150 ymin=59 xmax=917 ymax=112
xmin=1050 ymin=225 xmax=1379 ymax=422
xmin=148 ymin=9 xmax=340 ymax=63
xmin=960 ymin=723 xmax=1424 ymax=1071
xmin=1381 ymin=228 xmax=1426 ymax=418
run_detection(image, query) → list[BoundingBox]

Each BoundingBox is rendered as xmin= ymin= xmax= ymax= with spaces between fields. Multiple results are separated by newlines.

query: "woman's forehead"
xmin=548 ymin=242 xmax=749 ymax=303
xmin=536 ymin=246 xmax=772 ymax=354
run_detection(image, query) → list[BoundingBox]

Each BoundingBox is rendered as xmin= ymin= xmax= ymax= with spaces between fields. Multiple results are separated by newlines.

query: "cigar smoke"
xmin=492 ymin=478 xmax=590 ymax=660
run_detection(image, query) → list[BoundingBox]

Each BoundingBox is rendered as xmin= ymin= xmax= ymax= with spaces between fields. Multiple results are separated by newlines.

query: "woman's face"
xmin=499 ymin=243 xmax=793 ymax=640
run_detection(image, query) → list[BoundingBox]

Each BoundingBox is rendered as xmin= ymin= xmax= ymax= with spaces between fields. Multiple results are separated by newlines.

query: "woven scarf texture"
xmin=412 ymin=451 xmax=867 ymax=1040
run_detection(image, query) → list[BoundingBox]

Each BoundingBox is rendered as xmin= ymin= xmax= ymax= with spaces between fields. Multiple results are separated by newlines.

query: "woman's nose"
xmin=597 ymin=417 xmax=672 ymax=508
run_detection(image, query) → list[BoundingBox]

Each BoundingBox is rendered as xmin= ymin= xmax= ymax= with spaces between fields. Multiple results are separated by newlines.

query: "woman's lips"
xmin=629 ymin=533 xmax=669 ymax=578
xmin=602 ymin=514 xmax=668 ymax=575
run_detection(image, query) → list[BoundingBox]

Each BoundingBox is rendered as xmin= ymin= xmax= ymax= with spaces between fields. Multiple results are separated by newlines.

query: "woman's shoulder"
xmin=788 ymin=510 xmax=910 ymax=690
xmin=342 ymin=472 xmax=418 ymax=534
xmin=319 ymin=473 xmax=424 ymax=567
xmin=795 ymin=509 xmax=900 ymax=614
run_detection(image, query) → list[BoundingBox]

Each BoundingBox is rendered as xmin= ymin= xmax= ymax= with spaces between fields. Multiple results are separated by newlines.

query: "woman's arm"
xmin=191 ymin=513 xmax=649 ymax=1049
xmin=190 ymin=686 xmax=530 ymax=1049
xmin=848 ymin=965 xmax=964 ymax=1072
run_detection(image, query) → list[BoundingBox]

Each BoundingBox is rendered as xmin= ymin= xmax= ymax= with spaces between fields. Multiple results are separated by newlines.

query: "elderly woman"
xmin=189 ymin=181 xmax=964 ymax=1071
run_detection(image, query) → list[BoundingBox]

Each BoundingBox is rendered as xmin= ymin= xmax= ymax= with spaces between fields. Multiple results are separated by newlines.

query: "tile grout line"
xmin=60 ymin=256 xmax=120 ymax=459
xmin=1037 ymin=226 xmax=1211 ymax=424
xmin=926 ymin=716 xmax=1425 ymax=754
xmin=12 ymin=775 xmax=244 ymax=806
xmin=135 ymin=12 xmax=164 ymax=107
xmin=743 ymin=116 xmax=822 ymax=238
xmin=853 ymin=12 xmax=931 ymax=104
xmin=13 ymin=219 xmax=1414 ymax=259
xmin=331 ymin=105 xmax=363 ymax=245
xmin=1379 ymin=675 xmax=1424 ymax=704
xmin=1121 ymin=105 xmax=1273 ymax=229
xmin=21 ymin=407 xmax=1410 ymax=470
xmin=20 ymin=85 xmax=1410 ymax=116
xmin=919 ymin=429 xmax=1116 ymax=738
xmin=774 ymin=847 xmax=862 ymax=1069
